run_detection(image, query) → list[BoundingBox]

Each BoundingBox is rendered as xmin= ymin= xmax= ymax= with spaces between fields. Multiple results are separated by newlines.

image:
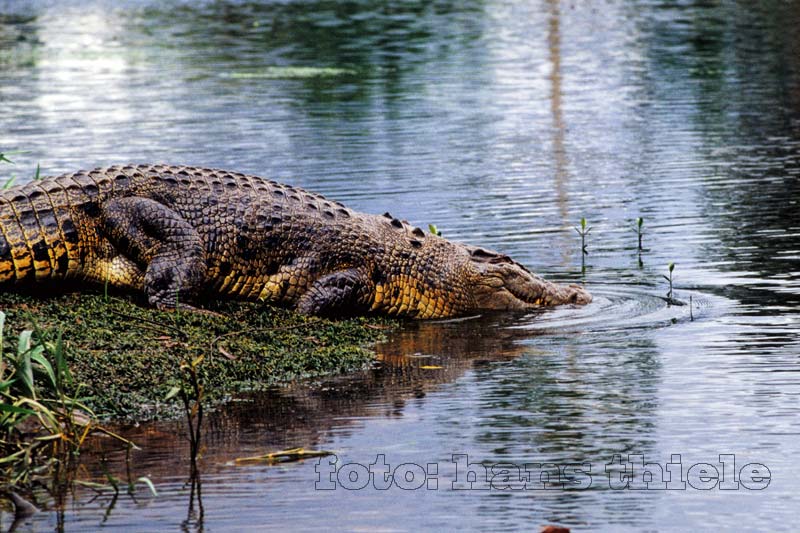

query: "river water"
xmin=1 ymin=0 xmax=799 ymax=531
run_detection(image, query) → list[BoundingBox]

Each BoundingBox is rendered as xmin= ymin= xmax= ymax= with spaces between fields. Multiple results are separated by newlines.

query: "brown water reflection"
xmin=86 ymin=315 xmax=536 ymax=477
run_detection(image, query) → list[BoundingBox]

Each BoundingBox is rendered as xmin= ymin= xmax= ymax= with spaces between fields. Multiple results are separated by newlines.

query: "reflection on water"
xmin=2 ymin=0 xmax=800 ymax=531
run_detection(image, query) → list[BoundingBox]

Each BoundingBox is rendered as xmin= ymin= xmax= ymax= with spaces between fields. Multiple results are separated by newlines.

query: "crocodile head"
xmin=463 ymin=246 xmax=592 ymax=312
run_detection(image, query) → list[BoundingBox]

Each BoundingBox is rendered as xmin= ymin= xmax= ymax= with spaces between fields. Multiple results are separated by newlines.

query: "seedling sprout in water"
xmin=635 ymin=217 xmax=644 ymax=251
xmin=574 ymin=217 xmax=591 ymax=255
xmin=663 ymin=262 xmax=675 ymax=300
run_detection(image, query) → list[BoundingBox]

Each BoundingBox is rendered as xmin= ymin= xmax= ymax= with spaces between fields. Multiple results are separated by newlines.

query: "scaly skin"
xmin=0 ymin=165 xmax=591 ymax=319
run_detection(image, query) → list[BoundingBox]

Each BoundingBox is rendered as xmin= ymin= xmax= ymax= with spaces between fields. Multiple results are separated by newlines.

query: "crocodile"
xmin=0 ymin=164 xmax=591 ymax=319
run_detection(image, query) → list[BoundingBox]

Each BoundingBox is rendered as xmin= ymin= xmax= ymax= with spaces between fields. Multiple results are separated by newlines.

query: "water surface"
xmin=1 ymin=0 xmax=799 ymax=531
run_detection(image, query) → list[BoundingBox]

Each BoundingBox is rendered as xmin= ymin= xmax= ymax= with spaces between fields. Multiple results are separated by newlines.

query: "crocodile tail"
xmin=0 ymin=229 xmax=13 ymax=283
xmin=0 ymin=184 xmax=79 ymax=284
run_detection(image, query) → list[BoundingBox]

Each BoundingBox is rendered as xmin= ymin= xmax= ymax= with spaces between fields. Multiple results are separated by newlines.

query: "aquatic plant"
xmin=635 ymin=217 xmax=644 ymax=251
xmin=166 ymin=354 xmax=206 ymax=523
xmin=663 ymin=262 xmax=675 ymax=300
xmin=574 ymin=217 xmax=591 ymax=256
xmin=428 ymin=223 xmax=442 ymax=237
xmin=166 ymin=355 xmax=205 ymax=469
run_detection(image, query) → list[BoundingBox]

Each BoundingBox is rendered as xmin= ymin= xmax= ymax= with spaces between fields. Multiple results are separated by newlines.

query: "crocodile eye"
xmin=469 ymin=248 xmax=513 ymax=265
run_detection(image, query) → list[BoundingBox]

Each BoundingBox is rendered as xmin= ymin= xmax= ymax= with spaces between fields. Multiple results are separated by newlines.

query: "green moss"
xmin=0 ymin=290 xmax=391 ymax=420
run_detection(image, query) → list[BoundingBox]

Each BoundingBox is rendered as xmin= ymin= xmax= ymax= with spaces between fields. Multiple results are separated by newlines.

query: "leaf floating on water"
xmin=420 ymin=365 xmax=443 ymax=370
xmin=226 ymin=67 xmax=357 ymax=80
xmin=235 ymin=447 xmax=334 ymax=465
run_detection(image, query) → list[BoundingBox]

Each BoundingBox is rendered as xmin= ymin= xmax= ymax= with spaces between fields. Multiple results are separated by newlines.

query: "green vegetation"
xmin=428 ymin=224 xmax=442 ymax=237
xmin=663 ymin=262 xmax=676 ymax=300
xmin=0 ymin=291 xmax=390 ymax=421
xmin=574 ymin=217 xmax=591 ymax=272
xmin=0 ymin=151 xmax=41 ymax=189
xmin=574 ymin=217 xmax=591 ymax=256
xmin=164 ymin=355 xmax=205 ymax=471
xmin=635 ymin=217 xmax=645 ymax=267
xmin=635 ymin=217 xmax=644 ymax=251
xmin=0 ymin=309 xmax=137 ymax=506
xmin=0 ymin=290 xmax=388 ymax=510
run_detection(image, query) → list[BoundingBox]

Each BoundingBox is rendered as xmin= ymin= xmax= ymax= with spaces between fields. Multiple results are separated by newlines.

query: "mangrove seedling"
xmin=574 ymin=217 xmax=591 ymax=256
xmin=635 ymin=217 xmax=644 ymax=251
xmin=428 ymin=223 xmax=442 ymax=237
xmin=165 ymin=355 xmax=205 ymax=470
xmin=663 ymin=262 xmax=675 ymax=300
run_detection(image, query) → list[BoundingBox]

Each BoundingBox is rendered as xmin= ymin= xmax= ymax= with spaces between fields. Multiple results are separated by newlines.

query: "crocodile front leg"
xmin=100 ymin=197 xmax=207 ymax=310
xmin=296 ymin=268 xmax=370 ymax=316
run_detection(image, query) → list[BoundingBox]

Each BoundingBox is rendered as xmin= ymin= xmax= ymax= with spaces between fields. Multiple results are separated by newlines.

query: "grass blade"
xmin=137 ymin=476 xmax=158 ymax=496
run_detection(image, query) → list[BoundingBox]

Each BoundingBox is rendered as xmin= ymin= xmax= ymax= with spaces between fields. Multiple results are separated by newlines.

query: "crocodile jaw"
xmin=469 ymin=261 xmax=592 ymax=311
